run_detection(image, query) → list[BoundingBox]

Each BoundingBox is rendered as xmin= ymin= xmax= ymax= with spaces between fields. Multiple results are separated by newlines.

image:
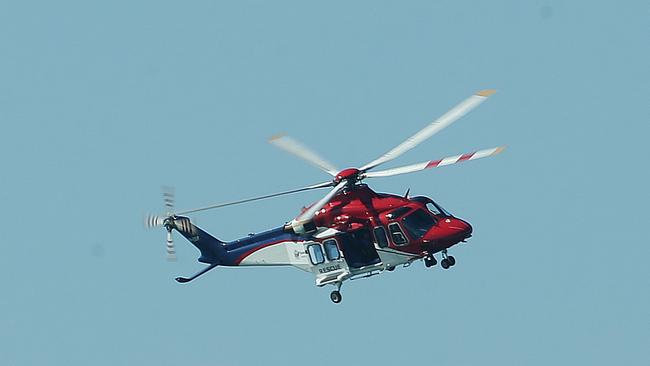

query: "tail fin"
xmin=170 ymin=216 xmax=226 ymax=264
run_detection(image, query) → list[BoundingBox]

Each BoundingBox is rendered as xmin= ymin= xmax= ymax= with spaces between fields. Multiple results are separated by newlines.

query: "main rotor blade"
xmin=360 ymin=89 xmax=496 ymax=172
xmin=269 ymin=134 xmax=339 ymax=176
xmin=362 ymin=146 xmax=505 ymax=179
xmin=175 ymin=181 xmax=334 ymax=215
xmin=296 ymin=180 xmax=348 ymax=222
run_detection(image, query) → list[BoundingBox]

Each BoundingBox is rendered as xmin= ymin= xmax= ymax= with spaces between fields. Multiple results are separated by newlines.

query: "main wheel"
xmin=330 ymin=290 xmax=342 ymax=303
xmin=447 ymin=256 xmax=456 ymax=266
xmin=441 ymin=258 xmax=450 ymax=269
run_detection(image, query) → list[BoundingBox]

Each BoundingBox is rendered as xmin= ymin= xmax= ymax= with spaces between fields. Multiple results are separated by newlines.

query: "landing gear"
xmin=424 ymin=255 xmax=437 ymax=268
xmin=330 ymin=290 xmax=342 ymax=303
xmin=440 ymin=250 xmax=456 ymax=270
xmin=330 ymin=282 xmax=343 ymax=304
xmin=175 ymin=263 xmax=218 ymax=283
xmin=447 ymin=256 xmax=456 ymax=266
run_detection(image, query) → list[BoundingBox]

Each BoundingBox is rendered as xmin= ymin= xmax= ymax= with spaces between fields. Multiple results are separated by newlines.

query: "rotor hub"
xmin=163 ymin=216 xmax=175 ymax=230
xmin=335 ymin=168 xmax=361 ymax=184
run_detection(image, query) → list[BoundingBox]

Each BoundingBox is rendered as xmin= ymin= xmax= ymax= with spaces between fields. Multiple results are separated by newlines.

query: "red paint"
xmin=425 ymin=159 xmax=442 ymax=168
xmin=335 ymin=168 xmax=361 ymax=182
xmin=233 ymin=182 xmax=474 ymax=266
xmin=303 ymin=184 xmax=473 ymax=256
xmin=458 ymin=152 xmax=475 ymax=162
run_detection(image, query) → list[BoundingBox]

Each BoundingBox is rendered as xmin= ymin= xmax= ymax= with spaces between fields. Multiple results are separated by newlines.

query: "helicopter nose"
xmin=448 ymin=218 xmax=472 ymax=237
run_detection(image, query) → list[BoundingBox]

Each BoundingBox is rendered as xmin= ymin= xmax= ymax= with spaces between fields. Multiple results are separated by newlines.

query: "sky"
xmin=0 ymin=1 xmax=648 ymax=365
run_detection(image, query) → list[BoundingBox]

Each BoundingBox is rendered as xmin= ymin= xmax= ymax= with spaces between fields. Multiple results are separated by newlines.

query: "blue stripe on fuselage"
xmin=220 ymin=227 xmax=304 ymax=265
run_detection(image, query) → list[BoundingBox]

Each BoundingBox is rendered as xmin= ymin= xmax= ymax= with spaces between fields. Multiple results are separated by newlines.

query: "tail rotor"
xmin=144 ymin=187 xmax=179 ymax=261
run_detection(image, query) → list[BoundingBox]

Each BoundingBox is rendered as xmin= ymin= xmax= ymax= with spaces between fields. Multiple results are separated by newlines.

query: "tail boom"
xmin=171 ymin=216 xmax=307 ymax=268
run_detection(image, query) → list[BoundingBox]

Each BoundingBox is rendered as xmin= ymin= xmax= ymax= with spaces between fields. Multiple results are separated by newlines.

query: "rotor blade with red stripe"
xmin=360 ymin=89 xmax=496 ymax=172
xmin=362 ymin=146 xmax=505 ymax=179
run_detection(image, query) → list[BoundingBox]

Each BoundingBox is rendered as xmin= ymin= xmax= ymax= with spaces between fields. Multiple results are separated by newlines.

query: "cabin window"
xmin=323 ymin=239 xmax=340 ymax=261
xmin=373 ymin=226 xmax=389 ymax=248
xmin=307 ymin=244 xmax=325 ymax=265
xmin=388 ymin=223 xmax=408 ymax=246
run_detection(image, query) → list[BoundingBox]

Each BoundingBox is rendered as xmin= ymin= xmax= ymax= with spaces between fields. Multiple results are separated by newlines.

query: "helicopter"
xmin=145 ymin=89 xmax=504 ymax=303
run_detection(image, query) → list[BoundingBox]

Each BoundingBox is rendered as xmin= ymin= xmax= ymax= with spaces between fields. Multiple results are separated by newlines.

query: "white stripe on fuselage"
xmin=375 ymin=247 xmax=419 ymax=268
xmin=237 ymin=237 xmax=420 ymax=272
xmin=238 ymin=240 xmax=312 ymax=271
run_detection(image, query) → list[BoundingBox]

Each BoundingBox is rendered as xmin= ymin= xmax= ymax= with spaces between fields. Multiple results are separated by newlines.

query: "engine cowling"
xmin=285 ymin=219 xmax=317 ymax=235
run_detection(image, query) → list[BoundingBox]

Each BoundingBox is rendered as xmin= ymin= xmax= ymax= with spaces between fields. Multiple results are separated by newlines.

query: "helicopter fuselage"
xmin=309 ymin=184 xmax=473 ymax=256
xmin=173 ymin=184 xmax=472 ymax=285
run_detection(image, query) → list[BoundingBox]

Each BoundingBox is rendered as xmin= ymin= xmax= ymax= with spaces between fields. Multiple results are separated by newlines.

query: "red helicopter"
xmin=145 ymin=89 xmax=504 ymax=303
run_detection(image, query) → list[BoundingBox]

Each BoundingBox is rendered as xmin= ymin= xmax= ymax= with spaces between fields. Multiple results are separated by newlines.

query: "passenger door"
xmin=337 ymin=229 xmax=382 ymax=269
xmin=305 ymin=239 xmax=350 ymax=286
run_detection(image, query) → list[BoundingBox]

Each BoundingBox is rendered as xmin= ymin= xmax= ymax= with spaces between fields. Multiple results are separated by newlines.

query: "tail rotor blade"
xmin=166 ymin=228 xmax=176 ymax=261
xmin=163 ymin=186 xmax=175 ymax=213
xmin=144 ymin=214 xmax=166 ymax=228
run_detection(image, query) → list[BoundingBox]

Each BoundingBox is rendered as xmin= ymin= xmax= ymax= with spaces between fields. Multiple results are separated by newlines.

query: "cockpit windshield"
xmin=401 ymin=209 xmax=437 ymax=240
xmin=411 ymin=196 xmax=453 ymax=217
xmin=426 ymin=202 xmax=452 ymax=217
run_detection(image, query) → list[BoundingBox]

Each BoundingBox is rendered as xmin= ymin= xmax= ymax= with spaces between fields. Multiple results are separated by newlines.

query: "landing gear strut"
xmin=330 ymin=282 xmax=342 ymax=304
xmin=440 ymin=249 xmax=456 ymax=270
xmin=175 ymin=263 xmax=218 ymax=283
xmin=424 ymin=257 xmax=436 ymax=267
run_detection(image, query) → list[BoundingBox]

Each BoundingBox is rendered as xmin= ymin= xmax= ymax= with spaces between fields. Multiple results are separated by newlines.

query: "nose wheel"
xmin=441 ymin=257 xmax=456 ymax=269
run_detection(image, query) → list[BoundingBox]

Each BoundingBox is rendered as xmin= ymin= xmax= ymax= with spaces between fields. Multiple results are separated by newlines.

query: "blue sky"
xmin=1 ymin=1 xmax=648 ymax=365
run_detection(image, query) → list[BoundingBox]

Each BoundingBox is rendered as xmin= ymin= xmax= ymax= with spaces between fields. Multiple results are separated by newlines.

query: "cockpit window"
xmin=402 ymin=209 xmax=437 ymax=240
xmin=426 ymin=202 xmax=452 ymax=217
xmin=426 ymin=203 xmax=442 ymax=215
xmin=386 ymin=207 xmax=411 ymax=220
